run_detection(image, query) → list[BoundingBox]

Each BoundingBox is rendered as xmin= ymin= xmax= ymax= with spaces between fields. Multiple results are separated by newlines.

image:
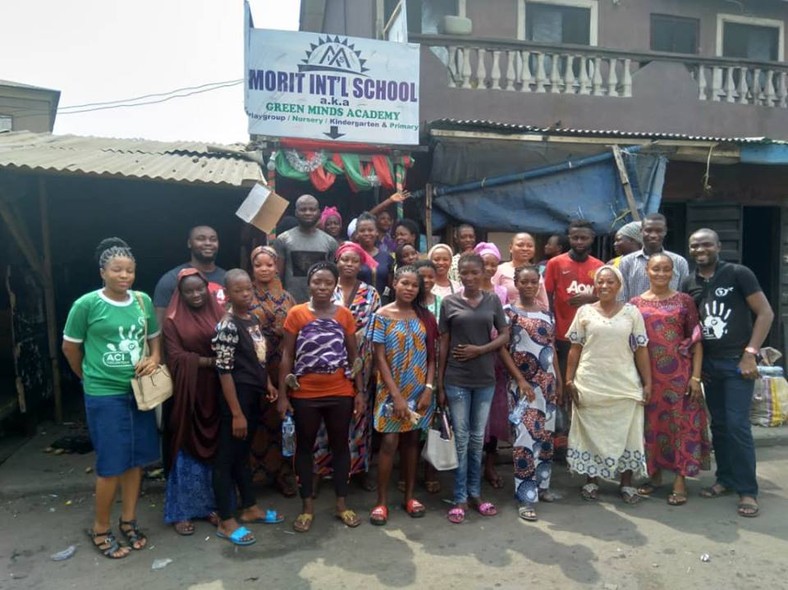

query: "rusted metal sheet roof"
xmin=428 ymin=119 xmax=784 ymax=144
xmin=0 ymin=131 xmax=264 ymax=188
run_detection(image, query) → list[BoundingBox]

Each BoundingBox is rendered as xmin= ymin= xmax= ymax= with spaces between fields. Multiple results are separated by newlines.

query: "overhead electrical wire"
xmin=1 ymin=79 xmax=244 ymax=118
xmin=58 ymin=79 xmax=243 ymax=111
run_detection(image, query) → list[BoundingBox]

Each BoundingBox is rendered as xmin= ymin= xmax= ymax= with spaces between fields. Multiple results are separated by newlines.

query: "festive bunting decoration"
xmin=271 ymin=149 xmax=413 ymax=192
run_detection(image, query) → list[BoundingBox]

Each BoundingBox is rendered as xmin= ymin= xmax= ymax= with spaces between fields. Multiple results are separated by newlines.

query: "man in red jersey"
xmin=544 ymin=219 xmax=604 ymax=382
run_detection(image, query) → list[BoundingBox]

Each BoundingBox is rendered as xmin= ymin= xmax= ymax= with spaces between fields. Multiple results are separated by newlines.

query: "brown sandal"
xmin=667 ymin=492 xmax=687 ymax=506
xmin=173 ymin=521 xmax=195 ymax=536
xmin=424 ymin=480 xmax=441 ymax=494
xmin=336 ymin=509 xmax=361 ymax=528
xmin=293 ymin=513 xmax=314 ymax=533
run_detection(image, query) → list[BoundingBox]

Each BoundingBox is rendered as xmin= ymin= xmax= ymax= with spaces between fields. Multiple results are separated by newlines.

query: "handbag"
xmin=131 ymin=292 xmax=173 ymax=411
xmin=421 ymin=407 xmax=459 ymax=471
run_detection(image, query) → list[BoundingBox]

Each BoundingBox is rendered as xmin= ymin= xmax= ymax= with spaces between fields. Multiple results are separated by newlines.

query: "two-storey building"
xmin=299 ymin=0 xmax=788 ymax=345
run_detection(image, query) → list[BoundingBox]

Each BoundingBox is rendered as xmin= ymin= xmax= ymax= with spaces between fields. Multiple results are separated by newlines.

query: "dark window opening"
xmin=723 ymin=22 xmax=779 ymax=61
xmin=384 ymin=0 xmax=455 ymax=34
xmin=526 ymin=2 xmax=591 ymax=45
xmin=651 ymin=14 xmax=699 ymax=54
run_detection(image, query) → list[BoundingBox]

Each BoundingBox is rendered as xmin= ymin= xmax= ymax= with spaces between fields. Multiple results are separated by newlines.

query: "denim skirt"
xmin=84 ymin=392 xmax=160 ymax=477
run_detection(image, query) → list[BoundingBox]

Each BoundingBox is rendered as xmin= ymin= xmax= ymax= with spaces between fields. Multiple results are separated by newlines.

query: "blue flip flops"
xmin=241 ymin=509 xmax=285 ymax=525
xmin=216 ymin=526 xmax=256 ymax=546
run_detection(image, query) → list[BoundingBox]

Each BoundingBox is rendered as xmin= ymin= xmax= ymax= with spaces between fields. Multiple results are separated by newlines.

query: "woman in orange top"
xmin=278 ymin=262 xmax=365 ymax=533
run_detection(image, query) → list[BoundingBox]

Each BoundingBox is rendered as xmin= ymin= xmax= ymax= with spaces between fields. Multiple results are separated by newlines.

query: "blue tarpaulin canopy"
xmin=428 ymin=147 xmax=667 ymax=234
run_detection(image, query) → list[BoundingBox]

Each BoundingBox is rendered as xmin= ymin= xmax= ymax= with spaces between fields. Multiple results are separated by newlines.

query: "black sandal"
xmin=118 ymin=519 xmax=147 ymax=550
xmin=86 ymin=529 xmax=128 ymax=559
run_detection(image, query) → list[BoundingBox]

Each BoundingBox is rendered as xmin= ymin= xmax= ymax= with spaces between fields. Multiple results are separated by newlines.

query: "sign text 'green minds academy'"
xmin=245 ymin=31 xmax=420 ymax=144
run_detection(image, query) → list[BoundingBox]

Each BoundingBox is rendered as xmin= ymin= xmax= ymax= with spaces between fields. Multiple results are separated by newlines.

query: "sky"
xmin=0 ymin=0 xmax=301 ymax=144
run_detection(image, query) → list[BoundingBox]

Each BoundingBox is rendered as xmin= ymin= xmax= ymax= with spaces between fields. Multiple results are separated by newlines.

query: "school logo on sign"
xmin=299 ymin=36 xmax=369 ymax=76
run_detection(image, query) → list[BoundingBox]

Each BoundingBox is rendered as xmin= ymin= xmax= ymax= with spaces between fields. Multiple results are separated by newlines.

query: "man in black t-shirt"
xmin=683 ymin=228 xmax=774 ymax=518
xmin=153 ymin=225 xmax=227 ymax=324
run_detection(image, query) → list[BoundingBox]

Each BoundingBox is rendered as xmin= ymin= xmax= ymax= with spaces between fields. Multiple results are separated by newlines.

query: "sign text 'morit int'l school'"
xmin=244 ymin=27 xmax=420 ymax=145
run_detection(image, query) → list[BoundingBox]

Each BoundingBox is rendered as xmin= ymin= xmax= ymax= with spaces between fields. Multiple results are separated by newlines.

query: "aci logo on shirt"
xmin=102 ymin=324 xmax=143 ymax=367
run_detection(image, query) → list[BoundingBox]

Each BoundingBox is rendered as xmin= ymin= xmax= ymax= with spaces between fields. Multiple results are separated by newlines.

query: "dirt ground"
xmin=2 ymin=446 xmax=788 ymax=590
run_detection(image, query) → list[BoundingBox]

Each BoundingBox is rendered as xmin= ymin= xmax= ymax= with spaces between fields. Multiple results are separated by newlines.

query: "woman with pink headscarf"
xmin=318 ymin=206 xmax=344 ymax=245
xmin=475 ymin=242 xmax=511 ymax=490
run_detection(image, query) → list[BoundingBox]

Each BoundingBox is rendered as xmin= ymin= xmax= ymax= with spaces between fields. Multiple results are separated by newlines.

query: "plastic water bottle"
xmin=508 ymin=397 xmax=529 ymax=425
xmin=281 ymin=414 xmax=295 ymax=457
xmin=383 ymin=399 xmax=415 ymax=417
xmin=757 ymin=366 xmax=784 ymax=378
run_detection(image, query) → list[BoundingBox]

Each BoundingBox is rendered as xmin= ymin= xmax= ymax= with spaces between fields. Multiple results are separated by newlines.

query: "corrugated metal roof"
xmin=0 ymin=79 xmax=59 ymax=93
xmin=428 ymin=119 xmax=784 ymax=144
xmin=0 ymin=131 xmax=264 ymax=188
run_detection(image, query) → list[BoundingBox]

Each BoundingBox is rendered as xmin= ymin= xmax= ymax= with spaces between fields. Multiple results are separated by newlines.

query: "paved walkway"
xmin=0 ymin=421 xmax=785 ymax=499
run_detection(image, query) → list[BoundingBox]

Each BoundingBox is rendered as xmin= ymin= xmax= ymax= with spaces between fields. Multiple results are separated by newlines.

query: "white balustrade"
xmin=439 ymin=42 xmax=787 ymax=107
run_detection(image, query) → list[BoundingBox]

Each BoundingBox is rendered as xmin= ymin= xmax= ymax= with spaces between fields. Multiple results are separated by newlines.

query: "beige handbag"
xmin=131 ymin=292 xmax=173 ymax=411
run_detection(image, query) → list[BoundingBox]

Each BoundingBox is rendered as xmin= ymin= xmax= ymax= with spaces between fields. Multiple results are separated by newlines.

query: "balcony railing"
xmin=412 ymin=34 xmax=788 ymax=108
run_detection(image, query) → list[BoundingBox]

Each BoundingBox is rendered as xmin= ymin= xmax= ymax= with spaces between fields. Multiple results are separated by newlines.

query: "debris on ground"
xmin=51 ymin=545 xmax=77 ymax=561
xmin=151 ymin=558 xmax=173 ymax=570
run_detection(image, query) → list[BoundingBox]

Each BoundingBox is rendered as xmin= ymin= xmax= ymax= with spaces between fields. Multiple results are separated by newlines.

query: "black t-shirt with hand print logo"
xmin=682 ymin=260 xmax=762 ymax=359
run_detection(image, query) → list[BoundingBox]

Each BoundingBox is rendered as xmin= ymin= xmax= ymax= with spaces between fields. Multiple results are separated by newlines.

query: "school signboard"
xmin=244 ymin=28 xmax=420 ymax=145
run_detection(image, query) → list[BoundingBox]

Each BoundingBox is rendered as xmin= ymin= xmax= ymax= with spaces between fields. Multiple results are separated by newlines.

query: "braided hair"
xmin=95 ymin=237 xmax=134 ymax=269
xmin=393 ymin=265 xmax=438 ymax=362
xmin=307 ymin=261 xmax=339 ymax=284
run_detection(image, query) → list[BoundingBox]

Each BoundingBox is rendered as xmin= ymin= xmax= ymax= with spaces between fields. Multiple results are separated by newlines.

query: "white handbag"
xmin=421 ymin=408 xmax=459 ymax=471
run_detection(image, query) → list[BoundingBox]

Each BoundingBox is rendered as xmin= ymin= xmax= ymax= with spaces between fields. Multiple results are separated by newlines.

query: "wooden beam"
xmin=38 ymin=178 xmax=63 ymax=424
xmin=611 ymin=145 xmax=642 ymax=222
xmin=0 ymin=194 xmax=45 ymax=282
xmin=428 ymin=128 xmax=739 ymax=151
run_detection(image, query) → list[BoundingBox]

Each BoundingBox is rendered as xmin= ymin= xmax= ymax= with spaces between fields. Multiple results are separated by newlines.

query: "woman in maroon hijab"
xmin=163 ymin=268 xmax=225 ymax=535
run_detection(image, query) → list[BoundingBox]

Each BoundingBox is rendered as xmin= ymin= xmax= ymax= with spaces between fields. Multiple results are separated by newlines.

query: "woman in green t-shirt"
xmin=62 ymin=238 xmax=162 ymax=559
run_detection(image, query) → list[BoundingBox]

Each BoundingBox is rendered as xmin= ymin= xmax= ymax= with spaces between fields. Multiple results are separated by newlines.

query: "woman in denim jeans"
xmin=438 ymin=253 xmax=509 ymax=524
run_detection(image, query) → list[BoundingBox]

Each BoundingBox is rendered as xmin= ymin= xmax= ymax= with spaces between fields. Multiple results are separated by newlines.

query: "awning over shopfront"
xmin=429 ymin=147 xmax=666 ymax=234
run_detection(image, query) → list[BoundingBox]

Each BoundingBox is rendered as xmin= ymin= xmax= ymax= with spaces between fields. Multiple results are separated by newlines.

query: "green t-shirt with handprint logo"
xmin=63 ymin=290 xmax=160 ymax=396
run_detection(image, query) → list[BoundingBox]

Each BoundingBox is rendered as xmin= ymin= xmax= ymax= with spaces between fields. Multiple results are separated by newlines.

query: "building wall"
xmin=0 ymin=84 xmax=59 ymax=133
xmin=317 ymin=0 xmax=788 ymax=138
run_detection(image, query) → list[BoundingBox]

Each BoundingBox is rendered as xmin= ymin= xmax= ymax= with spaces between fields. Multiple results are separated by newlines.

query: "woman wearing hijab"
xmin=248 ymin=246 xmax=298 ymax=497
xmin=565 ymin=265 xmax=652 ymax=504
xmin=163 ymin=268 xmax=225 ymax=535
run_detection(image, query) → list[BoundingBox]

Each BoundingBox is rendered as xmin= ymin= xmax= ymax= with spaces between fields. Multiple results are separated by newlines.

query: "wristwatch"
xmin=744 ymin=346 xmax=760 ymax=356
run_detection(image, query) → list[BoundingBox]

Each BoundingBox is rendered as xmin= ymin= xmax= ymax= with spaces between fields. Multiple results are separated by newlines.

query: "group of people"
xmin=61 ymin=193 xmax=774 ymax=558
